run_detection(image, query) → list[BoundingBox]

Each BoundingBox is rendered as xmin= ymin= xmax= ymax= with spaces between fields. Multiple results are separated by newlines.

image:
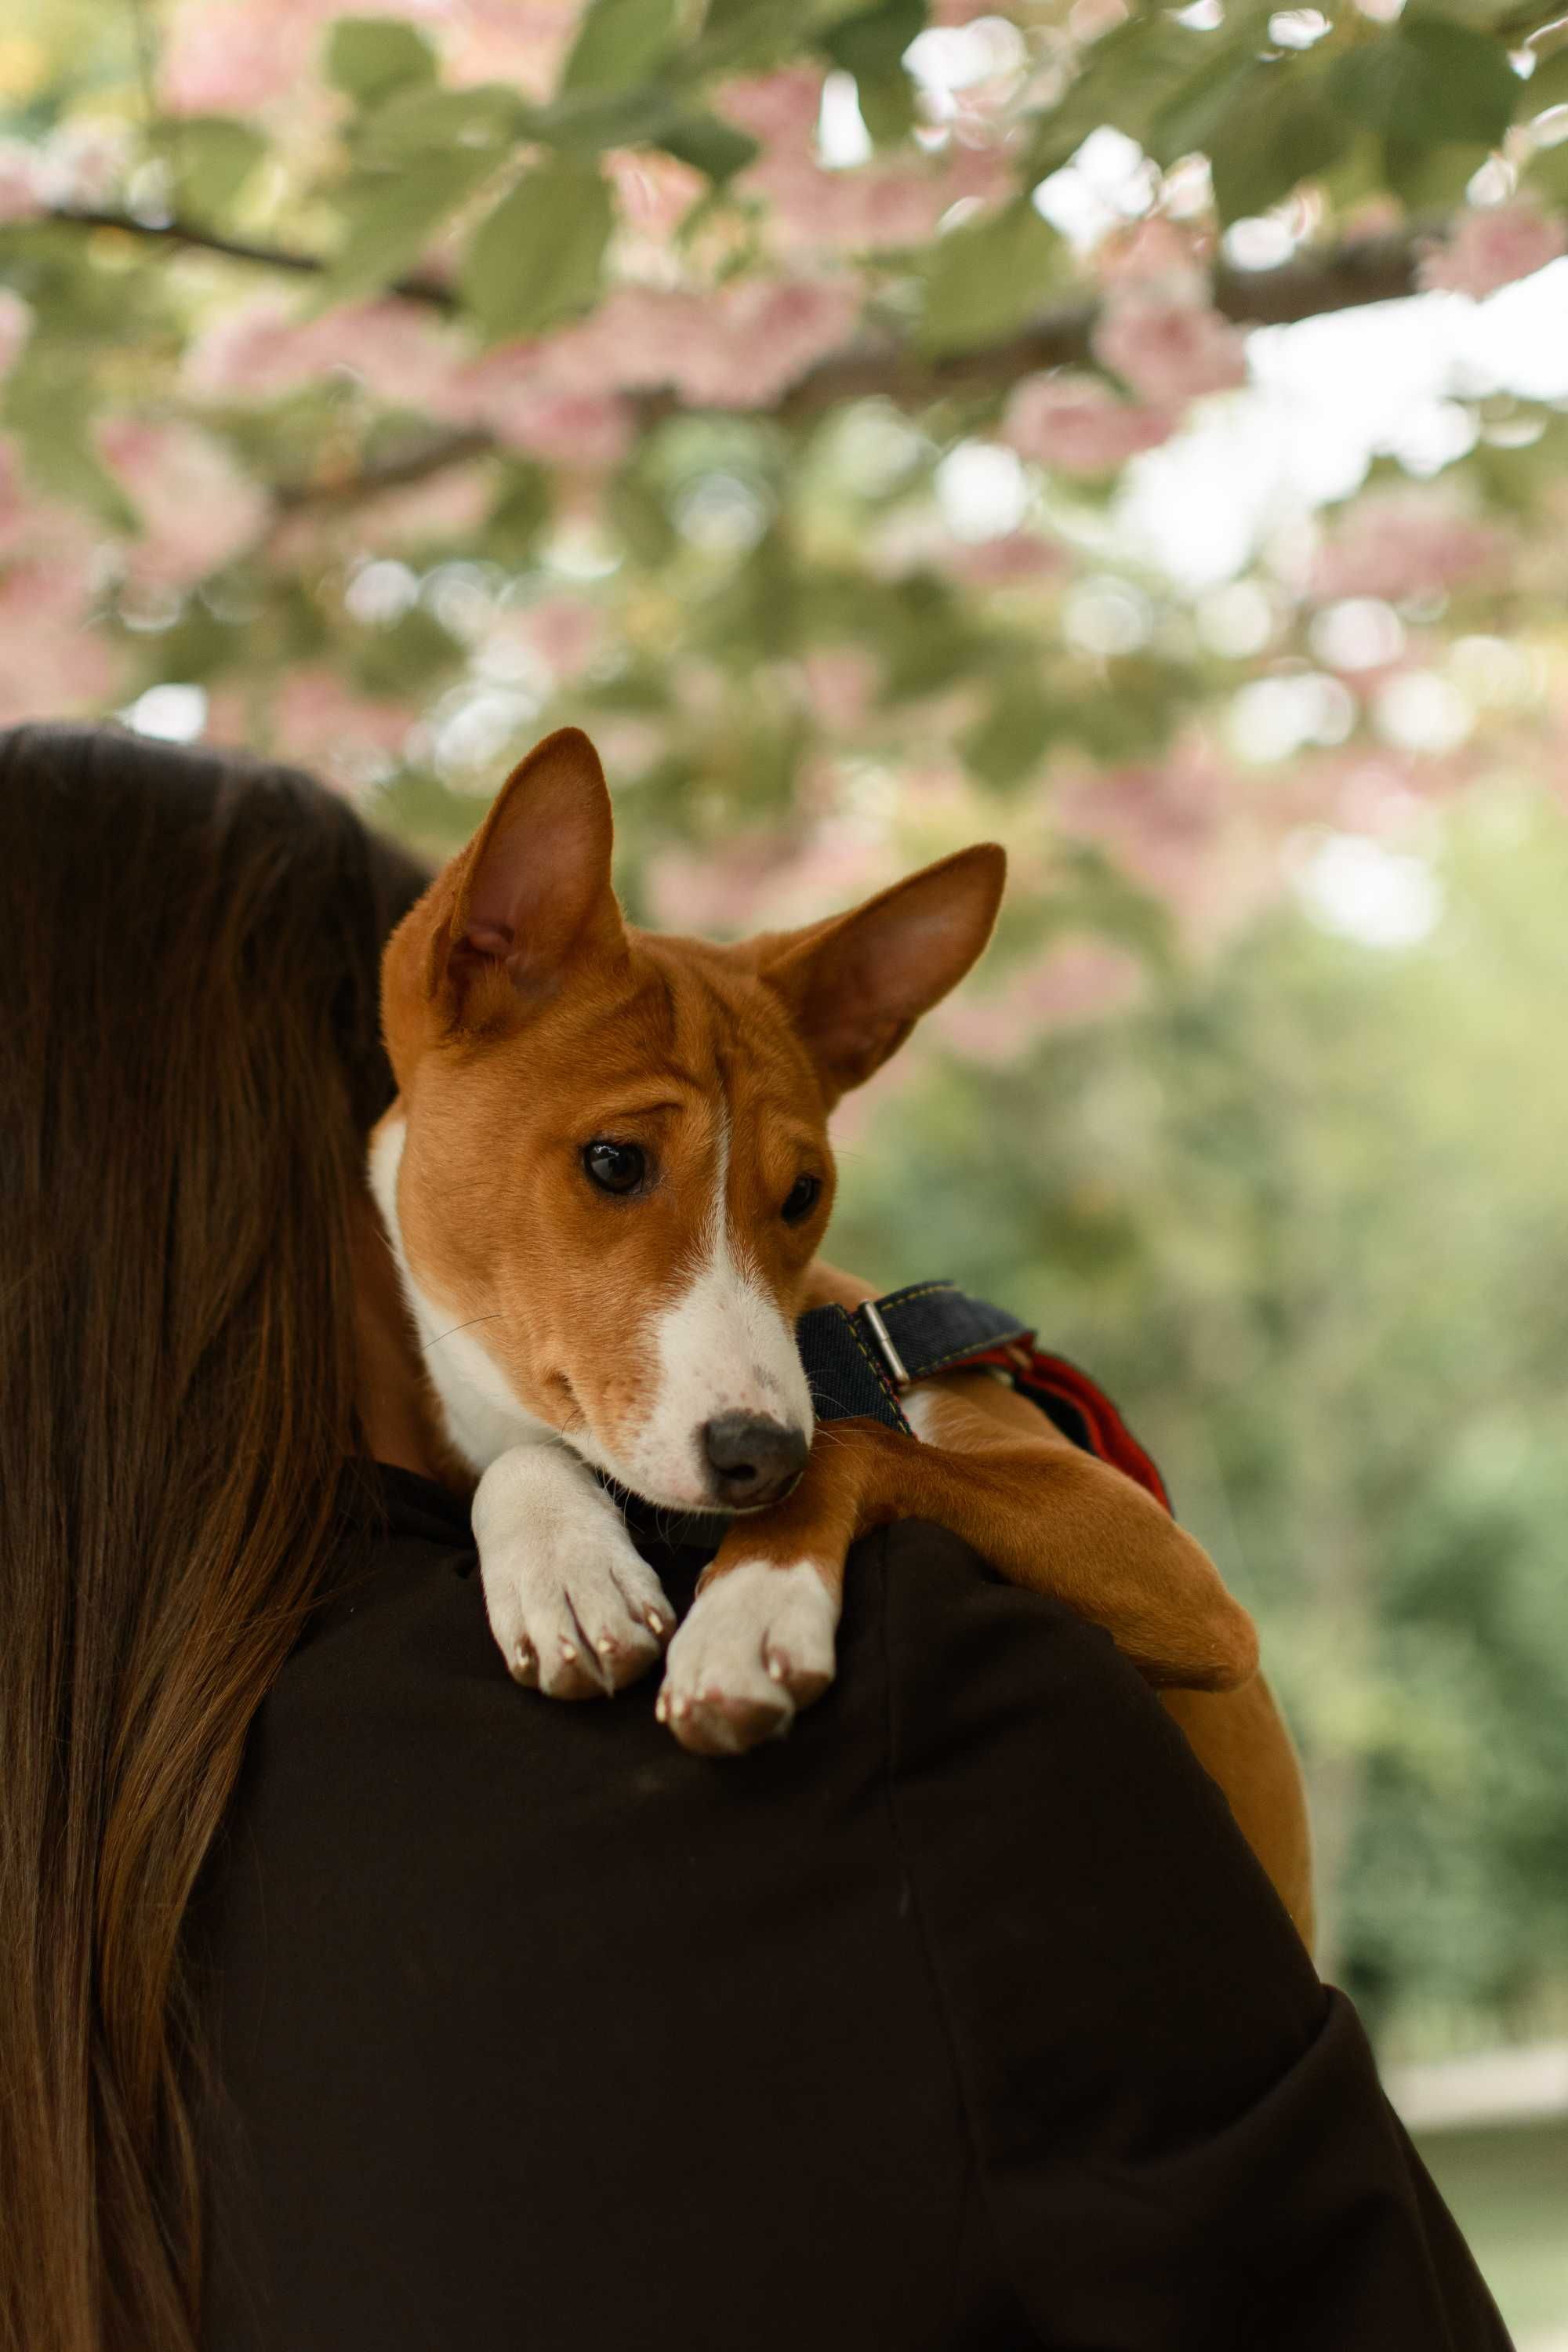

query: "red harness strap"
xmin=969 ymin=1342 xmax=1173 ymax=1515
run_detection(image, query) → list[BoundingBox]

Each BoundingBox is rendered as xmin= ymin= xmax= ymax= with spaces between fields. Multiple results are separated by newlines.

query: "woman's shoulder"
xmin=198 ymin=1473 xmax=1504 ymax=2352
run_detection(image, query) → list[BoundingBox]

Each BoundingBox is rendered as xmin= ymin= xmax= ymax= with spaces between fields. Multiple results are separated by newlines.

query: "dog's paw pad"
xmin=659 ymin=1560 xmax=839 ymax=1755
xmin=485 ymin=1550 xmax=673 ymax=1700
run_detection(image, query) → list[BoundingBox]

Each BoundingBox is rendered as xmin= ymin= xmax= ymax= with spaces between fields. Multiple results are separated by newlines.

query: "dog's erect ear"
xmin=761 ymin=844 xmax=1005 ymax=1103
xmin=404 ymin=728 xmax=625 ymax=1022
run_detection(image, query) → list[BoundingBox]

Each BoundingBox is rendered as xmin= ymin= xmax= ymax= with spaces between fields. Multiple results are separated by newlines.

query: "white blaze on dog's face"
xmin=372 ymin=729 xmax=1004 ymax=1513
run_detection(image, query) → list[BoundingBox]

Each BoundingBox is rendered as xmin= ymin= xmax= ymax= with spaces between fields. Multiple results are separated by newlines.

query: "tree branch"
xmin=768 ymin=233 xmax=1420 ymax=422
xmin=45 ymin=204 xmax=1420 ymax=383
xmin=53 ymin=199 xmax=1420 ymax=508
xmin=44 ymin=205 xmax=456 ymax=310
xmin=273 ymin=426 xmax=495 ymax=510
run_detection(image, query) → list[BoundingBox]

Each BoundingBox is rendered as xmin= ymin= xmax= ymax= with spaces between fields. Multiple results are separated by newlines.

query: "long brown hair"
xmin=0 ymin=724 xmax=424 ymax=2352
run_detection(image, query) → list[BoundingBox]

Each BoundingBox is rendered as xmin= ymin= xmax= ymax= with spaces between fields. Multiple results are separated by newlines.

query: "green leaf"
xmin=1201 ymin=68 xmax=1347 ymax=220
xmin=1145 ymin=54 xmax=1258 ymax=169
xmin=460 ymin=157 xmax=615 ymax=342
xmin=325 ymin=147 xmax=502 ymax=301
xmin=1381 ymin=132 xmax=1491 ymax=207
xmin=920 ymin=200 xmax=1062 ymax=356
xmin=521 ymin=82 xmax=687 ymax=151
xmin=960 ymin=677 xmax=1057 ymax=788
xmin=1523 ymin=129 xmax=1568 ymax=199
xmin=1328 ymin=14 xmax=1520 ymax=147
xmin=352 ymin=82 xmax=524 ymax=165
xmin=605 ymin=469 xmax=678 ymax=565
xmin=822 ymin=0 xmax=925 ymax=146
xmin=350 ymin=605 xmax=463 ymax=698
xmin=165 ymin=115 xmax=268 ymax=223
xmin=325 ymin=16 xmax=439 ymax=106
xmin=561 ymin=0 xmax=684 ymax=93
xmin=1 ymin=355 xmax=136 ymax=530
xmin=693 ymin=0 xmax=864 ymax=76
xmin=653 ymin=110 xmax=759 ymax=180
xmin=1524 ymin=42 xmax=1568 ymax=115
xmin=1029 ymin=17 xmax=1251 ymax=180
xmin=484 ymin=461 xmax=553 ymax=564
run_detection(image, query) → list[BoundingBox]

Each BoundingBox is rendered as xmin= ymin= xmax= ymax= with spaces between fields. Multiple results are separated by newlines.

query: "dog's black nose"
xmin=702 ymin=1414 xmax=809 ymax=1509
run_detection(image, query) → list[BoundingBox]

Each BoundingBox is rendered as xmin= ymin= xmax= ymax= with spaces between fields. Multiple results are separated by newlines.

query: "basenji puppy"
xmin=370 ymin=728 xmax=1312 ymax=1944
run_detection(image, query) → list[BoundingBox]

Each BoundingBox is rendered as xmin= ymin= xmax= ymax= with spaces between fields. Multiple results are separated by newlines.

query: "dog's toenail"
xmin=768 ymin=1657 xmax=786 ymax=1682
xmin=560 ymin=1639 xmax=578 ymax=1662
xmin=645 ymin=1606 xmax=666 ymax=1633
xmin=597 ymin=1635 xmax=615 ymax=1656
xmin=655 ymin=1691 xmax=668 ymax=1722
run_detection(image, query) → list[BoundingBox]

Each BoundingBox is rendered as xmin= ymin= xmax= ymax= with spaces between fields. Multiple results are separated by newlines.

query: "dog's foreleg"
xmin=659 ymin=1408 xmax=1258 ymax=1756
xmin=474 ymin=1441 xmax=677 ymax=1700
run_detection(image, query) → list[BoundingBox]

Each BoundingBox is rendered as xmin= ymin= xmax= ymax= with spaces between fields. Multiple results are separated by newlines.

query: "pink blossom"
xmin=160 ymin=0 xmax=426 ymax=112
xmin=1419 ymin=200 xmax=1567 ymax=299
xmin=444 ymin=352 xmax=633 ymax=466
xmin=0 ymin=140 xmax=43 ymax=223
xmin=646 ymin=823 xmax=891 ymax=938
xmin=1340 ymin=194 xmax=1403 ymax=245
xmin=673 ymin=278 xmax=861 ymax=406
xmin=645 ymin=838 xmax=792 ymax=935
xmin=604 ymin=149 xmax=707 ymax=241
xmin=1094 ymin=218 xmax=1204 ymax=289
xmin=1000 ymin=372 xmax=1172 ymax=474
xmin=440 ymin=0 xmax=593 ymax=101
xmin=0 ymin=440 xmax=96 ymax=572
xmin=943 ymin=531 xmax=1065 ymax=589
xmin=1053 ymin=737 xmax=1285 ymax=946
xmin=938 ymin=936 xmax=1144 ymax=1060
xmin=798 ymin=647 xmax=879 ymax=729
xmin=744 ymin=128 xmax=1014 ymax=258
xmin=353 ymin=462 xmax=493 ymax=547
xmin=1310 ymin=491 xmax=1507 ymax=602
xmin=41 ymin=119 xmax=130 ymax=209
xmin=590 ymin=714 xmax=662 ymax=778
xmin=268 ymin=665 xmax=416 ymax=793
xmin=487 ymin=596 xmax=601 ymax=682
xmin=1093 ymin=291 xmax=1247 ymax=404
xmin=98 ymin=419 xmax=270 ymax=587
xmin=186 ymin=296 xmax=458 ymax=408
xmin=160 ymin=0 xmax=314 ymax=113
xmin=1069 ymin=0 xmax=1131 ymax=38
xmin=716 ymin=67 xmax=826 ymax=150
xmin=0 ymin=291 xmax=34 ymax=380
xmin=192 ymin=274 xmax=857 ymax=433
xmin=748 ymin=150 xmax=952 ymax=252
xmin=522 ymin=277 xmax=861 ymax=408
xmin=0 ymin=561 xmax=121 ymax=726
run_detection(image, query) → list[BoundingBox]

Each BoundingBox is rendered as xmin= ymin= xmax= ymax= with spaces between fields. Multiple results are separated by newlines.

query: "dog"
xmin=370 ymin=728 xmax=1312 ymax=1944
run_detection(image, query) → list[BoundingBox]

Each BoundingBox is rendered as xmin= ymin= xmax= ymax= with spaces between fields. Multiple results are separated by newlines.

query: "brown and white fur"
xmin=370 ymin=728 xmax=1312 ymax=1945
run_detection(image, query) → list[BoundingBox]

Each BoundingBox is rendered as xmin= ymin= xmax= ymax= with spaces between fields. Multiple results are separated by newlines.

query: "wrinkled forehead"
xmin=539 ymin=937 xmax=826 ymax=1156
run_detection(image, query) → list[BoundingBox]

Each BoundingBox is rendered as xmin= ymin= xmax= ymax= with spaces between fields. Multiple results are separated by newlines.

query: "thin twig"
xmin=43 ymin=204 xmax=457 ymax=310
xmin=274 ymin=426 xmax=495 ymax=511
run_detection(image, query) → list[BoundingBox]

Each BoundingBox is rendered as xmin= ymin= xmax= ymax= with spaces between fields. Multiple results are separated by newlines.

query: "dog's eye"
xmin=583 ymin=1140 xmax=647 ymax=1196
xmin=782 ymin=1174 xmax=822 ymax=1225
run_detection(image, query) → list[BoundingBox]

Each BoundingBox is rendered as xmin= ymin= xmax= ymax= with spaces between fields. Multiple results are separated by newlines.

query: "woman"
xmin=0 ymin=723 xmax=1508 ymax=2352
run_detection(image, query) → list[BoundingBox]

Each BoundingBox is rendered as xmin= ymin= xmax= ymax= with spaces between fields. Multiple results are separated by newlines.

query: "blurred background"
xmin=2 ymin=0 xmax=1566 ymax=2331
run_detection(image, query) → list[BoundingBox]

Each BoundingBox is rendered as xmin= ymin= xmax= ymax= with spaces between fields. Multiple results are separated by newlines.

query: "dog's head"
xmin=375 ymin=728 xmax=1004 ymax=1512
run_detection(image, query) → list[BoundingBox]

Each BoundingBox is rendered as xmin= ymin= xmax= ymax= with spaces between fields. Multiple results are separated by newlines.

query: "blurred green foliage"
xmin=833 ymin=787 xmax=1568 ymax=2051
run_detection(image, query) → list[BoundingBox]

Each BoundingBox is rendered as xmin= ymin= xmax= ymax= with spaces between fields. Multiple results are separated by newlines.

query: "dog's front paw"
xmin=474 ymin=1445 xmax=674 ymax=1700
xmin=657 ymin=1560 xmax=840 ymax=1756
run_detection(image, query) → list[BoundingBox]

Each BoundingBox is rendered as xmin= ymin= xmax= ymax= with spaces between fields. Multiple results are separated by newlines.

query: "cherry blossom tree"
xmin=2 ymin=0 xmax=1567 ymax=1025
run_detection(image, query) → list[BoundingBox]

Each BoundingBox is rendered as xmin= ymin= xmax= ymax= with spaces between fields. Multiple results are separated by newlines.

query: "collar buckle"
xmin=858 ymin=1299 xmax=911 ymax=1390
